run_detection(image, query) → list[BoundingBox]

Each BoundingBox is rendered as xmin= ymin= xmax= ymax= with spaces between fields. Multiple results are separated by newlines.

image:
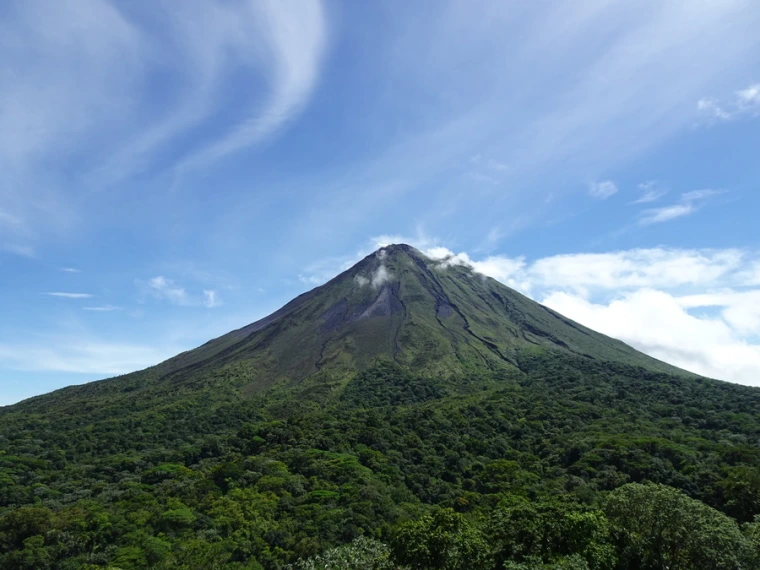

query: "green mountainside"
xmin=1 ymin=245 xmax=759 ymax=569
xmin=14 ymin=244 xmax=685 ymax=415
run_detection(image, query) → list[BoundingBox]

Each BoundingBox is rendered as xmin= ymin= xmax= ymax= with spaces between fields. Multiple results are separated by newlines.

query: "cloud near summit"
xmin=424 ymin=245 xmax=760 ymax=386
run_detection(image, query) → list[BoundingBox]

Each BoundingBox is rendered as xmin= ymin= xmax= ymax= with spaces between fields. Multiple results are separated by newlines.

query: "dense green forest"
xmin=2 ymin=246 xmax=759 ymax=568
xmin=2 ymin=355 xmax=759 ymax=569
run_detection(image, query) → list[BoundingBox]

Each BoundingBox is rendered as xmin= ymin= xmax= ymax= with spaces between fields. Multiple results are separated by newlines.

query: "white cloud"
xmin=697 ymin=98 xmax=731 ymax=121
xmin=371 ymin=264 xmax=392 ymax=288
xmin=176 ymin=0 xmax=327 ymax=175
xmin=60 ymin=267 xmax=81 ymax=273
xmin=296 ymin=238 xmax=760 ymax=385
xmin=83 ymin=305 xmax=121 ymax=312
xmin=423 ymin=243 xmax=760 ymax=386
xmin=681 ymin=189 xmax=722 ymax=201
xmin=738 ymin=261 xmax=760 ymax=286
xmin=0 ymin=0 xmax=142 ymax=165
xmin=142 ymin=276 xmax=220 ymax=308
xmin=639 ymin=189 xmax=721 ymax=225
xmin=0 ymin=0 xmax=328 ymax=251
xmin=45 ymin=292 xmax=93 ymax=299
xmin=147 ymin=276 xmax=188 ymax=305
xmin=203 ymin=289 xmax=220 ymax=308
xmin=676 ymin=290 xmax=760 ymax=336
xmin=444 ymin=247 xmax=743 ymax=294
xmin=630 ymin=181 xmax=668 ymax=204
xmin=428 ymin=247 xmax=528 ymax=288
xmin=543 ymin=289 xmax=760 ymax=385
xmin=697 ymin=81 xmax=760 ymax=122
xmin=354 ymin=275 xmax=369 ymax=287
xmin=737 ymin=83 xmax=760 ymax=105
xmin=589 ymin=180 xmax=618 ymax=199
xmin=282 ymin=2 xmax=760 ymax=254
xmin=640 ymin=203 xmax=694 ymax=224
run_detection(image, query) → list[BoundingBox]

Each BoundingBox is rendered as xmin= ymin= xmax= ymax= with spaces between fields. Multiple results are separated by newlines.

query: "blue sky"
xmin=1 ymin=0 xmax=760 ymax=405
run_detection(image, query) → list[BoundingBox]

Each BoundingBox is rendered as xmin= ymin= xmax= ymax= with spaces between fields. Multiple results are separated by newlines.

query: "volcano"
xmin=14 ymin=244 xmax=686 ymax=413
xmin=2 ymin=245 xmax=758 ymax=570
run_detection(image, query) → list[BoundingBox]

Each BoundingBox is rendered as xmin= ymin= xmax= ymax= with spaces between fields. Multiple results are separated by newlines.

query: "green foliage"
xmin=287 ymin=536 xmax=393 ymax=570
xmin=0 ymin=245 xmax=759 ymax=568
xmin=488 ymin=498 xmax=614 ymax=569
xmin=604 ymin=483 xmax=752 ymax=569
xmin=391 ymin=508 xmax=490 ymax=569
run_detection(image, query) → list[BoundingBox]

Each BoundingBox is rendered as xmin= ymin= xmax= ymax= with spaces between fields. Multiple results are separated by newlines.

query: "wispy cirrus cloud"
xmin=465 ymin=154 xmax=509 ymax=186
xmin=44 ymin=292 xmax=93 ymax=299
xmin=0 ymin=0 xmax=328 ymax=253
xmin=176 ymin=0 xmax=327 ymax=175
xmin=639 ymin=189 xmax=723 ymax=225
xmin=83 ymin=305 xmax=121 ymax=312
xmin=281 ymin=2 xmax=760 ymax=254
xmin=630 ymin=181 xmax=668 ymax=205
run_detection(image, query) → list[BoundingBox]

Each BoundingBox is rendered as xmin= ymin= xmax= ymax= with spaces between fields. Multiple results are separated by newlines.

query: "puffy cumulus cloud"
xmin=426 ymin=247 xmax=529 ymax=290
xmin=430 ymin=247 xmax=744 ymax=295
xmin=738 ymin=261 xmax=760 ymax=286
xmin=677 ymin=290 xmax=760 ymax=337
xmin=351 ymin=259 xmax=392 ymax=289
xmin=543 ymin=289 xmax=760 ymax=384
xmin=527 ymin=248 xmax=742 ymax=293
xmin=428 ymin=245 xmax=760 ymax=386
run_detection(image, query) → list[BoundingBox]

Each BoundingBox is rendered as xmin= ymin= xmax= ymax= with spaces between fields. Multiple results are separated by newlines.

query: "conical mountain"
xmin=17 ymin=244 xmax=685 ymax=413
xmin=3 ymin=245 xmax=760 ymax=570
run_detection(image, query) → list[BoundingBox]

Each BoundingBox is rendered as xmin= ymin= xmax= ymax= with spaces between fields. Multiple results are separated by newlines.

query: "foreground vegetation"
xmin=1 ymin=353 xmax=759 ymax=569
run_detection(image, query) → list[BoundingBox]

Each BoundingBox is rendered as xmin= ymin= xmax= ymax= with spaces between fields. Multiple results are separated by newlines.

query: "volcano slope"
xmin=1 ymin=245 xmax=759 ymax=569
